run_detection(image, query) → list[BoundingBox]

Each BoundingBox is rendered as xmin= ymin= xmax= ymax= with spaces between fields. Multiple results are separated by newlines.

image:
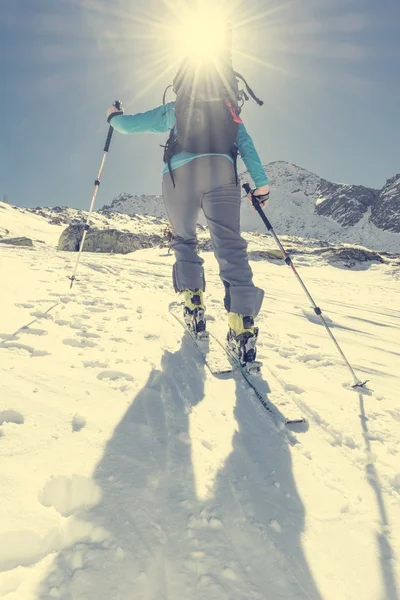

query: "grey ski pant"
xmin=162 ymin=156 xmax=264 ymax=317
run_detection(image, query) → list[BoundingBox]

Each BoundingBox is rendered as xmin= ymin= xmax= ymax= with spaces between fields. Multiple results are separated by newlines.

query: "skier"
xmin=106 ymin=58 xmax=270 ymax=365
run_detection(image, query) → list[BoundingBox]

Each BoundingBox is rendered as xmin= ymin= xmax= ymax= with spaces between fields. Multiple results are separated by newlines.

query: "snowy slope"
xmin=101 ymin=193 xmax=166 ymax=220
xmin=0 ymin=202 xmax=63 ymax=247
xmin=1 ymin=208 xmax=399 ymax=600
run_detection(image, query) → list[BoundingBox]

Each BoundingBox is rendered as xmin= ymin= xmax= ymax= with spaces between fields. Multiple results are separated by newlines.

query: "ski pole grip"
xmin=242 ymin=183 xmax=273 ymax=231
xmin=242 ymin=183 xmax=261 ymax=208
xmin=104 ymin=101 xmax=123 ymax=152
xmin=104 ymin=126 xmax=114 ymax=153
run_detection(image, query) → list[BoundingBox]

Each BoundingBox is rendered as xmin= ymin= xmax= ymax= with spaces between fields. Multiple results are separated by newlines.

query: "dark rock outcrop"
xmin=315 ymin=181 xmax=379 ymax=227
xmin=371 ymin=175 xmax=400 ymax=233
xmin=58 ymin=225 xmax=162 ymax=254
xmin=0 ymin=237 xmax=34 ymax=247
xmin=319 ymin=246 xmax=385 ymax=268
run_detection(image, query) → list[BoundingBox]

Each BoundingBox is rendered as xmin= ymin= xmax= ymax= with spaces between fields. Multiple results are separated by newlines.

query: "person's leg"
xmin=200 ymin=157 xmax=264 ymax=317
xmin=162 ymin=164 xmax=205 ymax=292
xmin=162 ymin=162 xmax=207 ymax=335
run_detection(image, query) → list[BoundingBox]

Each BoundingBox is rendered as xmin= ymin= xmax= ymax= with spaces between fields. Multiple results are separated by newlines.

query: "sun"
xmin=80 ymin=0 xmax=290 ymax=104
xmin=173 ymin=6 xmax=231 ymax=66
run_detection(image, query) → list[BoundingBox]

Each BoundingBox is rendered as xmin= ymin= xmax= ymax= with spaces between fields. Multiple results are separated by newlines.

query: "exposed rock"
xmin=315 ymin=180 xmax=378 ymax=227
xmin=319 ymin=246 xmax=385 ymax=268
xmin=0 ymin=236 xmax=34 ymax=247
xmin=49 ymin=217 xmax=64 ymax=226
xmin=371 ymin=174 xmax=400 ymax=233
xmin=248 ymin=250 xmax=284 ymax=261
xmin=58 ymin=225 xmax=162 ymax=254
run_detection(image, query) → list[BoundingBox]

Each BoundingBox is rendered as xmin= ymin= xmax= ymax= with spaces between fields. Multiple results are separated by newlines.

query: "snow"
xmin=0 ymin=208 xmax=399 ymax=600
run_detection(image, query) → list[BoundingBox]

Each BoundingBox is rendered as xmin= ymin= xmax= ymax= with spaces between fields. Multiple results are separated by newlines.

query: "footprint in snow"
xmin=0 ymin=332 xmax=16 ymax=341
xmin=83 ymin=360 xmax=109 ymax=369
xmin=297 ymin=353 xmax=323 ymax=363
xmin=0 ymin=410 xmax=24 ymax=425
xmin=0 ymin=342 xmax=50 ymax=357
xmin=62 ymin=339 xmax=97 ymax=349
xmin=76 ymin=331 xmax=101 ymax=340
xmin=54 ymin=319 xmax=70 ymax=327
xmin=15 ymin=303 xmax=34 ymax=309
xmin=97 ymin=370 xmax=134 ymax=382
xmin=188 ymin=511 xmax=222 ymax=530
xmin=20 ymin=327 xmax=48 ymax=336
xmin=69 ymin=321 xmax=90 ymax=330
xmin=30 ymin=311 xmax=53 ymax=320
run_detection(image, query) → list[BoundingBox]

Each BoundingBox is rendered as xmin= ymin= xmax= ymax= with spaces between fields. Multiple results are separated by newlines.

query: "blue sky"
xmin=1 ymin=0 xmax=399 ymax=209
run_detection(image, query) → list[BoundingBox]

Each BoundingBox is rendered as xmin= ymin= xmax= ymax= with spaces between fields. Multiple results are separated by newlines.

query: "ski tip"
xmin=285 ymin=418 xmax=309 ymax=433
xmin=352 ymin=380 xmax=369 ymax=389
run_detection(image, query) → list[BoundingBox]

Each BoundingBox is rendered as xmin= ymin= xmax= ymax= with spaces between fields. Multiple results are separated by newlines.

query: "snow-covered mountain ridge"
xmin=102 ymin=161 xmax=400 ymax=253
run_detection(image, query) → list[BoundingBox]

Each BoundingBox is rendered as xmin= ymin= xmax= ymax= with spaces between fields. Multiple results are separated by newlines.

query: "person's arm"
xmin=108 ymin=102 xmax=175 ymax=134
xmin=236 ymin=123 xmax=269 ymax=188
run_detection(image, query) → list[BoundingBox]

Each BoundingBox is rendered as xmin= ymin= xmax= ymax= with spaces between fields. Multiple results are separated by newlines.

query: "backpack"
xmin=162 ymin=60 xmax=263 ymax=187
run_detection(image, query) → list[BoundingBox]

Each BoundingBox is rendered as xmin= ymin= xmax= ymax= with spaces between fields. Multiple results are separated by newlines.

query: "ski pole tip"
xmin=352 ymin=380 xmax=369 ymax=389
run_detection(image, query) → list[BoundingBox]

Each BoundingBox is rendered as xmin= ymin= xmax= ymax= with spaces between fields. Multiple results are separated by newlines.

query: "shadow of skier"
xmin=37 ymin=334 xmax=323 ymax=600
xmin=38 ymin=334 xmax=207 ymax=600
xmin=208 ymin=370 xmax=325 ymax=600
xmin=358 ymin=391 xmax=399 ymax=600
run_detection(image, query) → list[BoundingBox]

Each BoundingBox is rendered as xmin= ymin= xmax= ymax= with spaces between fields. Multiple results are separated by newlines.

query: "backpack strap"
xmin=230 ymin=145 xmax=239 ymax=186
xmin=161 ymin=128 xmax=182 ymax=188
xmin=234 ymin=72 xmax=264 ymax=106
xmin=162 ymin=85 xmax=174 ymax=107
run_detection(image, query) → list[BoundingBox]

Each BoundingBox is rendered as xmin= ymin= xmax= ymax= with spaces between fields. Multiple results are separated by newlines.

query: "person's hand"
xmin=247 ymin=184 xmax=270 ymax=209
xmin=107 ymin=103 xmax=124 ymax=123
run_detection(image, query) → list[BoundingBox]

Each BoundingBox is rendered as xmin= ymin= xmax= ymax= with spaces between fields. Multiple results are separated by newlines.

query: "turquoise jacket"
xmin=110 ymin=102 xmax=269 ymax=188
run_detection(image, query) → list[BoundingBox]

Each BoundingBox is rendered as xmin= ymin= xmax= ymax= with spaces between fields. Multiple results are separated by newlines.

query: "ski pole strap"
xmin=242 ymin=183 xmax=273 ymax=231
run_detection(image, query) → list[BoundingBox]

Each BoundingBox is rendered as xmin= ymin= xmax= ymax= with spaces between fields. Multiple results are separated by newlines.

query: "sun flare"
xmin=174 ymin=6 xmax=231 ymax=65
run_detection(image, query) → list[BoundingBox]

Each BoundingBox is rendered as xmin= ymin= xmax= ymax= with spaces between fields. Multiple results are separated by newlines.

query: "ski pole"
xmin=68 ymin=100 xmax=123 ymax=289
xmin=243 ymin=183 xmax=367 ymax=389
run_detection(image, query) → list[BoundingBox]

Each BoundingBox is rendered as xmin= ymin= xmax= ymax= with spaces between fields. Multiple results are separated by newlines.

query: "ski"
xmin=170 ymin=302 xmax=308 ymax=430
xmin=169 ymin=302 xmax=233 ymax=375
xmin=208 ymin=329 xmax=308 ymax=430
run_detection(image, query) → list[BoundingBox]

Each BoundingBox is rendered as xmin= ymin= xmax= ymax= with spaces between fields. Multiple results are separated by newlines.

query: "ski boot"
xmin=182 ymin=289 xmax=207 ymax=338
xmin=227 ymin=313 xmax=261 ymax=372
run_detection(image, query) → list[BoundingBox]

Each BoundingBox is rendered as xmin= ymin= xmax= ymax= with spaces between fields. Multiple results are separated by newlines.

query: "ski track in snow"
xmin=0 ymin=238 xmax=399 ymax=600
